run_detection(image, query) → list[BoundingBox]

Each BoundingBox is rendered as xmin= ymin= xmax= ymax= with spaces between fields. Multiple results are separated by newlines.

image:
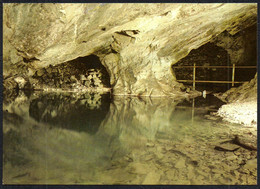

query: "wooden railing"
xmin=172 ymin=64 xmax=257 ymax=89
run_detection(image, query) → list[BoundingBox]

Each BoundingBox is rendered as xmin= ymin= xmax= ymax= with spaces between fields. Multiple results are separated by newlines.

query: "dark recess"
xmin=66 ymin=55 xmax=111 ymax=88
xmin=32 ymin=54 xmax=111 ymax=89
xmin=172 ymin=35 xmax=256 ymax=93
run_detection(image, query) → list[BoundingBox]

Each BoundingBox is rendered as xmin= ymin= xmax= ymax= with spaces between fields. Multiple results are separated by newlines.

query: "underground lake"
xmin=2 ymin=91 xmax=257 ymax=185
xmin=2 ymin=3 xmax=257 ymax=186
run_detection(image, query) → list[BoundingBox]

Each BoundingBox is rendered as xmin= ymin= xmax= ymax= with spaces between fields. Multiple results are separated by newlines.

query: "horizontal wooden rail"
xmin=172 ymin=66 xmax=256 ymax=68
xmin=174 ymin=64 xmax=256 ymax=89
xmin=177 ymin=80 xmax=247 ymax=84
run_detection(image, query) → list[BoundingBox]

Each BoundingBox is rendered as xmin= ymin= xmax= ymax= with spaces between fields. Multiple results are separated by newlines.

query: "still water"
xmin=3 ymin=91 xmax=257 ymax=185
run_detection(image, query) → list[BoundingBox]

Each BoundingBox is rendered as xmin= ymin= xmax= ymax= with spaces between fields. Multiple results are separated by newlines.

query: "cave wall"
xmin=172 ymin=23 xmax=257 ymax=92
xmin=216 ymin=73 xmax=257 ymax=103
xmin=212 ymin=24 xmax=257 ymax=66
xmin=3 ymin=3 xmax=257 ymax=96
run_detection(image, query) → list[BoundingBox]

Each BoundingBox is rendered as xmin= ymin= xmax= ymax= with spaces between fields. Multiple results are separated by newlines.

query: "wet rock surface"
xmin=3 ymin=4 xmax=257 ymax=96
xmin=3 ymin=92 xmax=257 ymax=185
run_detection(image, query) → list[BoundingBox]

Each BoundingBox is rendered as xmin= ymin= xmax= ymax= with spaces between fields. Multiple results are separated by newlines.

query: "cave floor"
xmin=3 ymin=92 xmax=257 ymax=185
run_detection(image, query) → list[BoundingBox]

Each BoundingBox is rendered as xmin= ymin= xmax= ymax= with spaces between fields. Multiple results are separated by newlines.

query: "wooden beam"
xmin=177 ymin=80 xmax=247 ymax=84
xmin=232 ymin=64 xmax=235 ymax=87
xmin=193 ymin=63 xmax=196 ymax=90
xmin=172 ymin=65 xmax=256 ymax=69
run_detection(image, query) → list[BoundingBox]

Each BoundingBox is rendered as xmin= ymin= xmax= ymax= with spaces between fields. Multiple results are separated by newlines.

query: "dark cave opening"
xmin=171 ymin=25 xmax=257 ymax=93
xmin=32 ymin=54 xmax=111 ymax=90
xmin=172 ymin=43 xmax=233 ymax=92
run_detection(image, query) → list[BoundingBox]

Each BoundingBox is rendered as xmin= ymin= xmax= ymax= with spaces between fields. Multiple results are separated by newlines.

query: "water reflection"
xmin=3 ymin=91 xmax=257 ymax=185
xmin=29 ymin=93 xmax=110 ymax=134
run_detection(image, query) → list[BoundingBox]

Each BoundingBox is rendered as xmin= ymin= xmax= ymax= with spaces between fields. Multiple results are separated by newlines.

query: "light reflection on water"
xmin=3 ymin=91 xmax=256 ymax=185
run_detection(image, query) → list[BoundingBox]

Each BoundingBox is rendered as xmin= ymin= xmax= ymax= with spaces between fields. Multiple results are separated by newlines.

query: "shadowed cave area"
xmin=32 ymin=54 xmax=111 ymax=90
xmin=172 ymin=25 xmax=257 ymax=93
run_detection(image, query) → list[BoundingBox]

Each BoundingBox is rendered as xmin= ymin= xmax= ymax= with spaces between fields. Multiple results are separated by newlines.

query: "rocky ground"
xmin=214 ymin=74 xmax=257 ymax=127
xmin=217 ymin=101 xmax=257 ymax=127
xmin=95 ymin=118 xmax=257 ymax=185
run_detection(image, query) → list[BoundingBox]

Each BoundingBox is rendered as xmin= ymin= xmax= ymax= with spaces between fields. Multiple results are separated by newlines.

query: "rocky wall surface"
xmin=215 ymin=74 xmax=257 ymax=126
xmin=216 ymin=73 xmax=257 ymax=103
xmin=31 ymin=61 xmax=110 ymax=92
xmin=212 ymin=24 xmax=257 ymax=66
xmin=3 ymin=3 xmax=257 ymax=96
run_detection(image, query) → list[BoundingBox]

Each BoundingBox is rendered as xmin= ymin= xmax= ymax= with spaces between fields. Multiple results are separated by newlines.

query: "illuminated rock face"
xmin=215 ymin=74 xmax=257 ymax=127
xmin=3 ymin=3 xmax=257 ymax=96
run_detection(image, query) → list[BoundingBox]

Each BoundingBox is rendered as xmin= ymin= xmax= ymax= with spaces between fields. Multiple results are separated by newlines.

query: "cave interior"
xmin=171 ymin=24 xmax=257 ymax=93
xmin=32 ymin=54 xmax=111 ymax=90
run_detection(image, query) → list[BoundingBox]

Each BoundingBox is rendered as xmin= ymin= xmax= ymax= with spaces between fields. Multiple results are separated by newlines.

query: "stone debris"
xmin=243 ymin=158 xmax=257 ymax=170
xmin=175 ymin=159 xmax=186 ymax=169
xmin=204 ymin=114 xmax=221 ymax=121
xmin=146 ymin=142 xmax=155 ymax=147
xmin=142 ymin=170 xmax=161 ymax=184
xmin=80 ymin=74 xmax=87 ymax=81
xmin=32 ymin=62 xmax=111 ymax=93
xmin=98 ymin=130 xmax=256 ymax=185
xmin=217 ymin=101 xmax=257 ymax=127
xmin=14 ymin=77 xmax=26 ymax=89
xmin=214 ymin=143 xmax=240 ymax=152
xmin=215 ymin=74 xmax=257 ymax=127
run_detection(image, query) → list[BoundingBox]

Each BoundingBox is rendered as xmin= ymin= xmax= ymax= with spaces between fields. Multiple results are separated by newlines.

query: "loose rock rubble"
xmin=31 ymin=61 xmax=111 ymax=92
xmin=96 ymin=122 xmax=257 ymax=185
xmin=217 ymin=101 xmax=257 ymax=127
xmin=215 ymin=74 xmax=257 ymax=127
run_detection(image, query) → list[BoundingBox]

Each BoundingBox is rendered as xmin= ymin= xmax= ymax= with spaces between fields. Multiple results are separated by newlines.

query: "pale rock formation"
xmin=216 ymin=74 xmax=257 ymax=126
xmin=3 ymin=3 xmax=257 ymax=96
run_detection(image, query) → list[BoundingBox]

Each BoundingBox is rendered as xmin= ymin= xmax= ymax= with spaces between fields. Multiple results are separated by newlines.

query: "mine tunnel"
xmin=32 ymin=54 xmax=111 ymax=90
xmin=172 ymin=24 xmax=257 ymax=93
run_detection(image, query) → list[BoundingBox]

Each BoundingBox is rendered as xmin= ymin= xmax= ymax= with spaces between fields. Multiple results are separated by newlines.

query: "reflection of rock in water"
xmin=29 ymin=93 xmax=111 ymax=134
xmin=3 ymin=111 xmax=24 ymax=126
xmin=177 ymin=94 xmax=225 ymax=109
xmin=3 ymin=92 xmax=257 ymax=184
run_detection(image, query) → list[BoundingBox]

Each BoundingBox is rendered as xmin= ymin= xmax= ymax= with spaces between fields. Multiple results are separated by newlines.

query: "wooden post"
xmin=192 ymin=98 xmax=195 ymax=124
xmin=232 ymin=64 xmax=235 ymax=87
xmin=193 ymin=63 xmax=196 ymax=90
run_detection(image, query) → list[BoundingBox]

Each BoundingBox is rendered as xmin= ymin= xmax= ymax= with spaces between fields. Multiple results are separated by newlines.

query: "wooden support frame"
xmin=232 ymin=64 xmax=235 ymax=87
xmin=172 ymin=64 xmax=256 ymax=88
xmin=193 ymin=63 xmax=196 ymax=90
xmin=173 ymin=65 xmax=256 ymax=68
xmin=177 ymin=80 xmax=247 ymax=84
